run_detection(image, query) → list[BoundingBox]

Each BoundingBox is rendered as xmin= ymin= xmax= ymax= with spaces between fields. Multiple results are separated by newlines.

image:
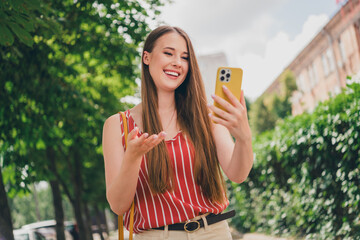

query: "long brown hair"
xmin=141 ymin=26 xmax=226 ymax=204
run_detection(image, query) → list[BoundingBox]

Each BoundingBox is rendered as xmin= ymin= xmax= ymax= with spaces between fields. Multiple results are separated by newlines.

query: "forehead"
xmin=154 ymin=32 xmax=188 ymax=52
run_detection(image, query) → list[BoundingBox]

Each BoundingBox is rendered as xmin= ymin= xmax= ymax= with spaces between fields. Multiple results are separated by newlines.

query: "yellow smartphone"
xmin=214 ymin=67 xmax=243 ymax=117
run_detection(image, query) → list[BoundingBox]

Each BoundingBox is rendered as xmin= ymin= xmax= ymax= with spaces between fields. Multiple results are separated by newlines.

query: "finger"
xmin=211 ymin=93 xmax=236 ymax=113
xmin=208 ymin=113 xmax=230 ymax=128
xmin=153 ymin=131 xmax=167 ymax=144
xmin=222 ymin=85 xmax=242 ymax=108
xmin=142 ymin=132 xmax=166 ymax=151
xmin=140 ymin=132 xmax=149 ymax=140
xmin=143 ymin=133 xmax=162 ymax=146
xmin=240 ymin=90 xmax=247 ymax=112
xmin=207 ymin=103 xmax=232 ymax=121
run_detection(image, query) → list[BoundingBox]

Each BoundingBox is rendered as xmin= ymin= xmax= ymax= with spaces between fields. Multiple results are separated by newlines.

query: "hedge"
xmin=229 ymin=82 xmax=360 ymax=239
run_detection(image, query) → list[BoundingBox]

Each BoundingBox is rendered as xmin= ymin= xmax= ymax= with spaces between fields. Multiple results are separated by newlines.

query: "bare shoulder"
xmin=129 ymin=104 xmax=143 ymax=130
xmin=104 ymin=113 xmax=121 ymax=130
xmin=102 ymin=113 xmax=122 ymax=142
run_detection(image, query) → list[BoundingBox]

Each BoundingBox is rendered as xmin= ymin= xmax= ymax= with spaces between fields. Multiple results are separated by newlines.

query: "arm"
xmin=208 ymin=86 xmax=254 ymax=183
xmin=102 ymin=114 xmax=166 ymax=215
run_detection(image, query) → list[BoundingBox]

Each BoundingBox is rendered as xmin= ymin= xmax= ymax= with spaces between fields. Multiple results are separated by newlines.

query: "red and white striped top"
xmin=119 ymin=110 xmax=229 ymax=233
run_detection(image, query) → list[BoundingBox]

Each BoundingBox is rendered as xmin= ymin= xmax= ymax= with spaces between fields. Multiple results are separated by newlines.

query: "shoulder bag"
xmin=118 ymin=111 xmax=135 ymax=240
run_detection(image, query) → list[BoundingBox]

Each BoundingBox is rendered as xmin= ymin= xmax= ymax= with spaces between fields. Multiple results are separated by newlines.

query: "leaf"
xmin=0 ymin=23 xmax=14 ymax=46
xmin=12 ymin=14 xmax=35 ymax=32
xmin=7 ymin=22 xmax=33 ymax=47
xmin=24 ymin=0 xmax=42 ymax=10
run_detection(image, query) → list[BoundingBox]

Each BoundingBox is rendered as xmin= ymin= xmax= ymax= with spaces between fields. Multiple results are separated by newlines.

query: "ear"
xmin=143 ymin=51 xmax=151 ymax=65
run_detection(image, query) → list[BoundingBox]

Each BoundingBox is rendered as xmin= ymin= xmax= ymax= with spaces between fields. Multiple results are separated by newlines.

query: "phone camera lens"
xmin=226 ymin=73 xmax=230 ymax=78
xmin=220 ymin=76 xmax=225 ymax=81
xmin=221 ymin=70 xmax=225 ymax=74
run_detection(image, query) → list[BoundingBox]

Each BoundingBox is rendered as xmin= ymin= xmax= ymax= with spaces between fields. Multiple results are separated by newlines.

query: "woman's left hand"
xmin=207 ymin=85 xmax=252 ymax=142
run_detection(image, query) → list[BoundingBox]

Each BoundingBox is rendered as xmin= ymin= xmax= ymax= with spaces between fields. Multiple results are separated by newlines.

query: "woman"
xmin=102 ymin=26 xmax=253 ymax=239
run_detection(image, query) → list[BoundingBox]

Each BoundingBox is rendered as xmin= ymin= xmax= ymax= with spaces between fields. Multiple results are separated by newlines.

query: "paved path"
xmin=230 ymin=227 xmax=288 ymax=240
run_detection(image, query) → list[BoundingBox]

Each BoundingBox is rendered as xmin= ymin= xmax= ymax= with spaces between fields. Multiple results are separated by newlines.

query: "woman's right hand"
xmin=125 ymin=127 xmax=167 ymax=160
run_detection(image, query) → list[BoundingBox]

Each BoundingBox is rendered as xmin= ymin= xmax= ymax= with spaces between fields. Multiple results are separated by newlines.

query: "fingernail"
xmin=143 ymin=133 xmax=149 ymax=138
xmin=211 ymin=94 xmax=215 ymax=99
xmin=222 ymin=85 xmax=228 ymax=90
xmin=207 ymin=103 xmax=211 ymax=107
xmin=208 ymin=113 xmax=212 ymax=117
xmin=134 ymin=127 xmax=138 ymax=131
xmin=153 ymin=135 xmax=158 ymax=140
xmin=161 ymin=132 xmax=167 ymax=137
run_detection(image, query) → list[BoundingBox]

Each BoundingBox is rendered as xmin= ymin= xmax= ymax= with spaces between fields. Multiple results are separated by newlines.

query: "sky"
xmin=155 ymin=0 xmax=340 ymax=100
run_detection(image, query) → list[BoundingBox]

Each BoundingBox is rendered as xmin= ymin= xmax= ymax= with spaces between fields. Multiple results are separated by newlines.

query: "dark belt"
xmin=153 ymin=210 xmax=235 ymax=233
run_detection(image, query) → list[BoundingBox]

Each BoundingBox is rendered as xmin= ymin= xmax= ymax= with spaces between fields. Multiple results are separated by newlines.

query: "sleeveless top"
xmin=120 ymin=110 xmax=229 ymax=233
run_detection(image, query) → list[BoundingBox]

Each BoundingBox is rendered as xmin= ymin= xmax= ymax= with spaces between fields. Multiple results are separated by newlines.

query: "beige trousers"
xmin=134 ymin=213 xmax=233 ymax=240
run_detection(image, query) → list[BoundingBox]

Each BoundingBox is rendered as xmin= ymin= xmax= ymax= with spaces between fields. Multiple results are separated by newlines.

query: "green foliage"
xmin=230 ymin=83 xmax=360 ymax=239
xmin=1 ymin=0 xmax=168 ymax=236
xmin=249 ymin=97 xmax=277 ymax=135
xmin=0 ymin=0 xmax=60 ymax=47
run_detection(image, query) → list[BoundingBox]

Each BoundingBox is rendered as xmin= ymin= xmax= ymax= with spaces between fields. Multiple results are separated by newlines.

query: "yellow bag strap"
xmin=118 ymin=112 xmax=135 ymax=240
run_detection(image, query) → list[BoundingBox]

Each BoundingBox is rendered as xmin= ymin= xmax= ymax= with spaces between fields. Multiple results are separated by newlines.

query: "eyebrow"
xmin=163 ymin=47 xmax=188 ymax=55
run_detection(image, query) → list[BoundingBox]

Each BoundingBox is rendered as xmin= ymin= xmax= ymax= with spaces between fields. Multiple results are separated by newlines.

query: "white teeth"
xmin=164 ymin=71 xmax=179 ymax=77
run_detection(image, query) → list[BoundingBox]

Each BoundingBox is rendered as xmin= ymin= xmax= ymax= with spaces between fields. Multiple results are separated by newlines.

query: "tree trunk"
xmin=47 ymin=148 xmax=66 ymax=240
xmin=94 ymin=205 xmax=106 ymax=240
xmin=84 ymin=203 xmax=94 ymax=240
xmin=49 ymin=180 xmax=66 ymax=240
xmin=101 ymin=209 xmax=109 ymax=236
xmin=0 ymin=166 xmax=14 ymax=240
xmin=73 ymin=149 xmax=89 ymax=240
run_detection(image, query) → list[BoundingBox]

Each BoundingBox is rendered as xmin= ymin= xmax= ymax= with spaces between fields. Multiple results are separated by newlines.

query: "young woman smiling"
xmin=102 ymin=26 xmax=253 ymax=240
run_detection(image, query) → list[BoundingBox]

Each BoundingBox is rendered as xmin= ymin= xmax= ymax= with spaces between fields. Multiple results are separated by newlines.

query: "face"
xmin=143 ymin=32 xmax=189 ymax=93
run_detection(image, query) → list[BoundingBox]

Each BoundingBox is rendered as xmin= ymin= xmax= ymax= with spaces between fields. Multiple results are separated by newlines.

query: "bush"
xmin=229 ymin=83 xmax=360 ymax=239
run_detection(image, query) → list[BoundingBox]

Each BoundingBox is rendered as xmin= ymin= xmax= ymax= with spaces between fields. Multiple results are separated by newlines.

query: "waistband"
xmin=153 ymin=210 xmax=236 ymax=233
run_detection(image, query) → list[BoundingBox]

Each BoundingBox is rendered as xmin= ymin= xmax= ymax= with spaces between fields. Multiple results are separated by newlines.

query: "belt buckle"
xmin=184 ymin=220 xmax=200 ymax=233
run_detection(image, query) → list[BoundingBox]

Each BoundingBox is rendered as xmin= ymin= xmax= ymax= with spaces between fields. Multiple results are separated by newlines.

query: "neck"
xmin=157 ymin=90 xmax=176 ymax=113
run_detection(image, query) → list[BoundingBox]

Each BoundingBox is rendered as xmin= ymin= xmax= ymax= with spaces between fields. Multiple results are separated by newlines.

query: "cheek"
xmin=149 ymin=62 xmax=162 ymax=78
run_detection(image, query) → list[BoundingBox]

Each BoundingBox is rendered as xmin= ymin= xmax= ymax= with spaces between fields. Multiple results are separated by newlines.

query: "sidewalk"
xmin=230 ymin=227 xmax=288 ymax=240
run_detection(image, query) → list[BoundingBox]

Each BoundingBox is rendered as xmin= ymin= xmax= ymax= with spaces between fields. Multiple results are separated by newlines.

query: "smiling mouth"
xmin=164 ymin=70 xmax=180 ymax=77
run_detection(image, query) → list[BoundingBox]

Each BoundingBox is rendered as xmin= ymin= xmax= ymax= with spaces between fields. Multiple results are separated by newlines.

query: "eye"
xmin=182 ymin=56 xmax=189 ymax=60
xmin=164 ymin=52 xmax=172 ymax=56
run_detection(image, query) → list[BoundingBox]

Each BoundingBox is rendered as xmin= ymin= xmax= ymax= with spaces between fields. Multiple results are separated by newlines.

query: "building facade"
xmin=264 ymin=0 xmax=360 ymax=115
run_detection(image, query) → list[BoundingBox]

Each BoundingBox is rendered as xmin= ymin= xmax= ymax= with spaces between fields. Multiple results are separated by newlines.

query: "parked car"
xmin=13 ymin=228 xmax=46 ymax=240
xmin=13 ymin=220 xmax=78 ymax=240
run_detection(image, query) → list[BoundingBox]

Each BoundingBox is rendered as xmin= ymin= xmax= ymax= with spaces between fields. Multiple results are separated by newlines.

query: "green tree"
xmin=249 ymin=70 xmax=297 ymax=135
xmin=1 ymin=0 xmax=167 ymax=240
xmin=270 ymin=70 xmax=297 ymax=119
xmin=249 ymin=97 xmax=276 ymax=135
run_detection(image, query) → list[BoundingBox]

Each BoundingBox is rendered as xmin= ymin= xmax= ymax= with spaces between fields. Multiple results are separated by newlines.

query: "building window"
xmin=308 ymin=62 xmax=318 ymax=88
xmin=338 ymin=38 xmax=346 ymax=63
xmin=326 ymin=48 xmax=335 ymax=72
xmin=296 ymin=73 xmax=308 ymax=93
xmin=322 ymin=54 xmax=329 ymax=76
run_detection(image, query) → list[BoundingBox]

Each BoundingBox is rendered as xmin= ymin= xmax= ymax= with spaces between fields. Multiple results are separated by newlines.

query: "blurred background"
xmin=1 ymin=0 xmax=359 ymax=240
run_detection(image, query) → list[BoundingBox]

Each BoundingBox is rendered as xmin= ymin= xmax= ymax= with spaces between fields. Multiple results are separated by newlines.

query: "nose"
xmin=172 ymin=56 xmax=182 ymax=67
